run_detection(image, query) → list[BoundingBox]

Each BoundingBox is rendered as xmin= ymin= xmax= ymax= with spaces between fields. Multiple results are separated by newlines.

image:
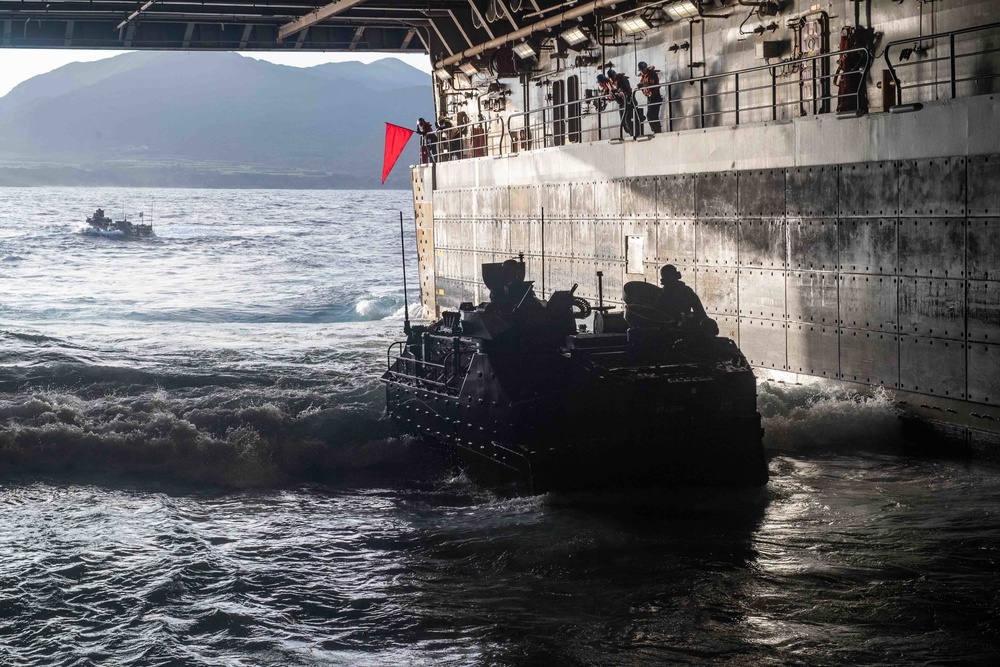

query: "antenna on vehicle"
xmin=399 ymin=210 xmax=411 ymax=335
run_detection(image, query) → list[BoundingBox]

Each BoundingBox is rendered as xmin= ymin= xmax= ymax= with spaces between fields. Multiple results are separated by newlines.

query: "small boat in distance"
xmin=86 ymin=207 xmax=154 ymax=237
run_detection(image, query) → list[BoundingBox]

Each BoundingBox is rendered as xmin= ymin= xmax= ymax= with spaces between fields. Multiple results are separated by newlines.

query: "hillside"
xmin=0 ymin=52 xmax=433 ymax=188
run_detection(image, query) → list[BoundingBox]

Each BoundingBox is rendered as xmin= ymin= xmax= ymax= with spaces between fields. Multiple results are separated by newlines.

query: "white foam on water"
xmin=759 ymin=381 xmax=902 ymax=453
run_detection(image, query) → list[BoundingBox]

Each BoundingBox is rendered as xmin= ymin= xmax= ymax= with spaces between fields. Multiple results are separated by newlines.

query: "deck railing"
xmin=419 ymin=116 xmax=506 ymax=164
xmin=884 ymin=21 xmax=1000 ymax=107
xmin=418 ymin=19 xmax=998 ymax=165
xmin=503 ymin=47 xmax=868 ymax=148
xmin=429 ymin=46 xmax=869 ymax=161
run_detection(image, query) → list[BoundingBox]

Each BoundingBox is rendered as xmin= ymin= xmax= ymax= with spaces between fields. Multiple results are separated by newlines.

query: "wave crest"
xmin=760 ymin=381 xmax=902 ymax=453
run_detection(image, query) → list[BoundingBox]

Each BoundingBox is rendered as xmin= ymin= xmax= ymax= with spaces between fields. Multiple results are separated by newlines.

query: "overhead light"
xmin=434 ymin=68 xmax=452 ymax=81
xmin=459 ymin=62 xmax=479 ymax=76
xmin=665 ymin=1 xmax=700 ymax=21
xmin=512 ymin=41 xmax=537 ymax=60
xmin=617 ymin=16 xmax=651 ymax=35
xmin=561 ymin=26 xmax=589 ymax=46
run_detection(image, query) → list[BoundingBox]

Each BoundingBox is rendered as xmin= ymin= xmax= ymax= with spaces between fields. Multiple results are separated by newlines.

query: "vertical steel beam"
xmin=239 ymin=23 xmax=253 ymax=49
xmin=401 ymin=28 xmax=416 ymax=50
xmin=295 ymin=27 xmax=309 ymax=49
xmin=349 ymin=26 xmax=365 ymax=50
xmin=467 ymin=0 xmax=495 ymax=39
xmin=64 ymin=20 xmax=74 ymax=47
xmin=449 ymin=10 xmax=474 ymax=49
xmin=181 ymin=22 xmax=194 ymax=49
xmin=427 ymin=18 xmax=455 ymax=56
xmin=494 ymin=0 xmax=520 ymax=31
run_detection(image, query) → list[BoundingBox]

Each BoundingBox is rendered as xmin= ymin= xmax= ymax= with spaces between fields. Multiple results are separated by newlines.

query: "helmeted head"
xmin=637 ymin=61 xmax=648 ymax=72
xmin=607 ymin=69 xmax=617 ymax=78
xmin=501 ymin=258 xmax=521 ymax=284
xmin=596 ymin=74 xmax=607 ymax=84
xmin=418 ymin=117 xmax=426 ymax=123
xmin=660 ymin=264 xmax=681 ymax=284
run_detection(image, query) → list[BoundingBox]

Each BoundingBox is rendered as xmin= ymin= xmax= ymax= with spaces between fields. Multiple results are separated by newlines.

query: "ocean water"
xmin=1 ymin=188 xmax=999 ymax=666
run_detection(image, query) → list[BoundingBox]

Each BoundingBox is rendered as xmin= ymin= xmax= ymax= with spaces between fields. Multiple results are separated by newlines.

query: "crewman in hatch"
xmin=657 ymin=264 xmax=707 ymax=324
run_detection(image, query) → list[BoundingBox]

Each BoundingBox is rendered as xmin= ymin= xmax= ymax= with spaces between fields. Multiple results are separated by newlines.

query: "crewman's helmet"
xmin=608 ymin=69 xmax=617 ymax=77
xmin=637 ymin=61 xmax=648 ymax=71
xmin=596 ymin=74 xmax=607 ymax=83
xmin=660 ymin=264 xmax=681 ymax=282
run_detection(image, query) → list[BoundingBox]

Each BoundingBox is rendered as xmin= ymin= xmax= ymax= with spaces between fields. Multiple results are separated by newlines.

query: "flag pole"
xmin=400 ymin=210 xmax=411 ymax=335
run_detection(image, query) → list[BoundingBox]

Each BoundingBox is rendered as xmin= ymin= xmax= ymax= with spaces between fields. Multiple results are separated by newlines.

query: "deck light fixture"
xmin=560 ymin=26 xmax=589 ymax=46
xmin=459 ymin=62 xmax=479 ymax=76
xmin=513 ymin=41 xmax=537 ymax=60
xmin=434 ymin=68 xmax=452 ymax=81
xmin=665 ymin=1 xmax=700 ymax=21
xmin=617 ymin=16 xmax=651 ymax=35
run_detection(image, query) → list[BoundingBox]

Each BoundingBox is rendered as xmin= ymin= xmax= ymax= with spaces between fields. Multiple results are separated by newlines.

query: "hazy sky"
xmin=0 ymin=49 xmax=432 ymax=97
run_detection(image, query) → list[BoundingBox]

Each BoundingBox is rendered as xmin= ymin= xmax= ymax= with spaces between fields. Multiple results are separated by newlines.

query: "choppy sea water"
xmin=1 ymin=188 xmax=999 ymax=666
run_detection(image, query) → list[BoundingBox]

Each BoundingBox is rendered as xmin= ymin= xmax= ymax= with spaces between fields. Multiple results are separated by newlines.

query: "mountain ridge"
xmin=0 ymin=52 xmax=432 ymax=188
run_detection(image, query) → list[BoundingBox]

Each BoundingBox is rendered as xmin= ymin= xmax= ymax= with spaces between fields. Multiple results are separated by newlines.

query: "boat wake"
xmin=759 ymin=381 xmax=903 ymax=453
xmin=0 ymin=381 xmax=411 ymax=488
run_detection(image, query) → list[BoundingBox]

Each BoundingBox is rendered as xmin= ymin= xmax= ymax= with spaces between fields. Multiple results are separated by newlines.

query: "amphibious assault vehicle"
xmin=382 ymin=257 xmax=768 ymax=493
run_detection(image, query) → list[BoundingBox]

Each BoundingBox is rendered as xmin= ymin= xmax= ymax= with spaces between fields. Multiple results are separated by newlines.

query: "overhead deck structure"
xmin=0 ymin=0 xmax=587 ymax=52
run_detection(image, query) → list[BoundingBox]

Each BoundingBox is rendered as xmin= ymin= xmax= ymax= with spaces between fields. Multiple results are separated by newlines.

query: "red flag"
xmin=382 ymin=122 xmax=415 ymax=184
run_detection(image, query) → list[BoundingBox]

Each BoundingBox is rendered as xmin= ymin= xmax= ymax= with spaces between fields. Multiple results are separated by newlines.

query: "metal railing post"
xmin=699 ymin=77 xmax=705 ymax=128
xmin=771 ymin=67 xmax=778 ymax=120
xmin=950 ymin=33 xmax=957 ymax=98
xmin=666 ymin=82 xmax=673 ymax=132
xmin=735 ymin=72 xmax=741 ymax=125
xmin=812 ymin=58 xmax=818 ymax=115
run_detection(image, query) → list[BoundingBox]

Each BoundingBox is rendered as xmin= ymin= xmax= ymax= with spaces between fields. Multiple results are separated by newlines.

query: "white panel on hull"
xmin=839 ymin=218 xmax=897 ymax=274
xmin=543 ymin=220 xmax=573 ymax=259
xmin=898 ymin=278 xmax=966 ymax=340
xmin=738 ymin=169 xmax=785 ymax=217
xmin=656 ymin=220 xmax=697 ymax=267
xmin=696 ymin=267 xmax=738 ymax=317
xmin=968 ymin=343 xmax=1000 ymax=405
xmin=740 ymin=219 xmax=786 ymax=269
xmin=787 ymin=165 xmax=838 ymax=217
xmin=594 ymin=180 xmax=622 ymax=218
xmin=788 ymin=218 xmax=838 ymax=271
xmin=839 ymin=274 xmax=899 ymax=332
xmin=696 ymin=171 xmax=738 ymax=218
xmin=739 ymin=269 xmax=786 ymax=320
xmin=839 ymin=329 xmax=899 ymax=388
xmin=969 ymin=155 xmax=1000 ymax=216
xmin=571 ymin=182 xmax=596 ymax=218
xmin=840 ymin=161 xmax=899 ymax=218
xmin=543 ymin=184 xmax=571 ymax=218
xmin=658 ymin=175 xmax=696 ymax=218
xmin=788 ymin=325 xmax=840 ymax=378
xmin=622 ymin=177 xmax=657 ymax=218
xmin=595 ymin=221 xmax=624 ymax=262
xmin=740 ymin=319 xmax=786 ymax=371
xmin=899 ymin=336 xmax=967 ymax=400
xmin=697 ymin=219 xmax=739 ymax=266
xmin=968 ymin=219 xmax=1000 ymax=280
xmin=899 ymin=157 xmax=967 ymax=217
xmin=898 ymin=218 xmax=966 ymax=278
xmin=787 ymin=271 xmax=839 ymax=325
xmin=967 ymin=280 xmax=1000 ymax=343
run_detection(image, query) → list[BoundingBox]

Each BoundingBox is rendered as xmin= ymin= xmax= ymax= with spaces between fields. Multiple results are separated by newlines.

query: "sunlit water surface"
xmin=1 ymin=188 xmax=998 ymax=665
